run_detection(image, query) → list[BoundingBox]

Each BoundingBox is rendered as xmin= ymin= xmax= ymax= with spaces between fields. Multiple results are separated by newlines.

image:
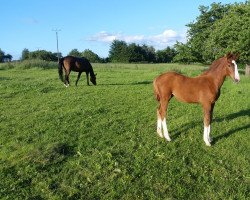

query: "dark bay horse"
xmin=58 ymin=56 xmax=96 ymax=87
xmin=153 ymin=53 xmax=240 ymax=146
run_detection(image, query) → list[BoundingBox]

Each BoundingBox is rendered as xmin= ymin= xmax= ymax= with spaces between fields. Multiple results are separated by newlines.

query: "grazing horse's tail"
xmin=153 ymin=78 xmax=160 ymax=101
xmin=58 ymin=58 xmax=64 ymax=82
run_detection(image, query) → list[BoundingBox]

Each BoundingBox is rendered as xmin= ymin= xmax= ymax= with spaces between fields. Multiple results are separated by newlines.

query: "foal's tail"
xmin=58 ymin=58 xmax=64 ymax=82
xmin=153 ymin=78 xmax=160 ymax=101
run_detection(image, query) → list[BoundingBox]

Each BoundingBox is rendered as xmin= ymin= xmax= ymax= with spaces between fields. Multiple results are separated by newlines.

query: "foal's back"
xmin=154 ymin=72 xmax=215 ymax=103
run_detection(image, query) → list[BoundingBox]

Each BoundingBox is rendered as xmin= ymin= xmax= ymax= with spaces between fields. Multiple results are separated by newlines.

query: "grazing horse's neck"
xmin=89 ymin=67 xmax=95 ymax=77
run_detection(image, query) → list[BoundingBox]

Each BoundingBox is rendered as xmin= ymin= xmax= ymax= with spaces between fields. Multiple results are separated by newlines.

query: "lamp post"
xmin=52 ymin=29 xmax=61 ymax=63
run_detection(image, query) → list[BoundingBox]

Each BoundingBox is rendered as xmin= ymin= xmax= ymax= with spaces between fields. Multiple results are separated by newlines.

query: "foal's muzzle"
xmin=234 ymin=78 xmax=240 ymax=83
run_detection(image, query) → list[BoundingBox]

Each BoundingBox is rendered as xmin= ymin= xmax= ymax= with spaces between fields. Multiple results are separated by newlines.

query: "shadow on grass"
xmin=213 ymin=124 xmax=250 ymax=144
xmin=99 ymin=80 xmax=153 ymax=86
xmin=170 ymin=109 xmax=250 ymax=144
xmin=213 ymin=109 xmax=250 ymax=144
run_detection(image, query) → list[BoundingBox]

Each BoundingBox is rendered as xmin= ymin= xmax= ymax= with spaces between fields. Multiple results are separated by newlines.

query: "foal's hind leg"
xmin=157 ymin=98 xmax=171 ymax=141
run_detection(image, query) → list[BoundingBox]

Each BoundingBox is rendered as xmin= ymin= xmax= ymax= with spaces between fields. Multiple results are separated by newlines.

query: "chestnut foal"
xmin=153 ymin=53 xmax=240 ymax=146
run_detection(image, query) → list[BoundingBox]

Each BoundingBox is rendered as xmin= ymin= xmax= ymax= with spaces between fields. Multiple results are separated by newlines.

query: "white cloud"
xmin=89 ymin=31 xmax=144 ymax=43
xmin=88 ymin=29 xmax=186 ymax=49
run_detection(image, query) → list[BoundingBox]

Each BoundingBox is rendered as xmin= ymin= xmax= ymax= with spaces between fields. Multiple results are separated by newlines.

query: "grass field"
xmin=0 ymin=63 xmax=249 ymax=199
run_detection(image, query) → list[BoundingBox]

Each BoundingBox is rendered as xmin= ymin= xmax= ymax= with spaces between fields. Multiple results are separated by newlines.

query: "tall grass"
xmin=0 ymin=59 xmax=57 ymax=70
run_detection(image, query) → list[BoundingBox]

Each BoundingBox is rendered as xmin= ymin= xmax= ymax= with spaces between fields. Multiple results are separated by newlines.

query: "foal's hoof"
xmin=205 ymin=142 xmax=211 ymax=146
xmin=157 ymin=128 xmax=163 ymax=138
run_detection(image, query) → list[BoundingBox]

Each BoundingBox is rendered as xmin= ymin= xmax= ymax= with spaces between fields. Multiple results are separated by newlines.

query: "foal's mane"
xmin=202 ymin=56 xmax=227 ymax=75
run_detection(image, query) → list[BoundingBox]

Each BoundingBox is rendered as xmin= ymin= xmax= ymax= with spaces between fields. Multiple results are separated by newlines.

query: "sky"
xmin=1 ymin=0 xmax=244 ymax=60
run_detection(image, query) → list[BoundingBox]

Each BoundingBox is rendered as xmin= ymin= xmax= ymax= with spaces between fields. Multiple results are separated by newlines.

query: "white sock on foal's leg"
xmin=203 ymin=125 xmax=211 ymax=146
xmin=157 ymin=117 xmax=163 ymax=138
xmin=162 ymin=118 xmax=171 ymax=141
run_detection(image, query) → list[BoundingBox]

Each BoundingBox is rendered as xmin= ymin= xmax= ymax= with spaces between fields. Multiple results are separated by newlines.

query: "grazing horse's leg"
xmin=202 ymin=103 xmax=215 ymax=146
xmin=64 ymin=70 xmax=70 ymax=87
xmin=86 ymin=72 xmax=90 ymax=86
xmin=76 ymin=72 xmax=82 ymax=86
xmin=158 ymin=98 xmax=171 ymax=141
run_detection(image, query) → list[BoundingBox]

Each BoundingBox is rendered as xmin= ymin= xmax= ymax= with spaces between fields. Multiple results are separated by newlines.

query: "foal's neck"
xmin=203 ymin=61 xmax=227 ymax=90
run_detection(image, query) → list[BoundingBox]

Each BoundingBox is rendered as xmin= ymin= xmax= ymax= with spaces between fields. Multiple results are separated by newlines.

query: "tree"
xmin=186 ymin=3 xmax=231 ymax=62
xmin=21 ymin=48 xmax=29 ymax=60
xmin=202 ymin=2 xmax=250 ymax=63
xmin=68 ymin=49 xmax=82 ymax=57
xmin=82 ymin=49 xmax=102 ymax=63
xmin=28 ymin=50 xmax=57 ymax=61
xmin=109 ymin=40 xmax=156 ymax=63
xmin=127 ymin=43 xmax=146 ymax=62
xmin=0 ymin=49 xmax=13 ymax=62
xmin=156 ymin=47 xmax=176 ymax=63
xmin=109 ymin=40 xmax=130 ymax=63
xmin=141 ymin=45 xmax=156 ymax=63
xmin=173 ymin=42 xmax=198 ymax=64
xmin=4 ymin=54 xmax=12 ymax=62
xmin=0 ymin=49 xmax=5 ymax=63
xmin=174 ymin=2 xmax=249 ymax=64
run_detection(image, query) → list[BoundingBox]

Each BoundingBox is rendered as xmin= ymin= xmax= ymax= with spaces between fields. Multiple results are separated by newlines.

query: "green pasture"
xmin=0 ymin=63 xmax=249 ymax=199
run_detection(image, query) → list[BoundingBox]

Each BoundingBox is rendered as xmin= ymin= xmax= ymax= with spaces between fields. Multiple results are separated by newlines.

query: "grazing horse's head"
xmin=90 ymin=74 xmax=97 ymax=85
xmin=225 ymin=52 xmax=240 ymax=83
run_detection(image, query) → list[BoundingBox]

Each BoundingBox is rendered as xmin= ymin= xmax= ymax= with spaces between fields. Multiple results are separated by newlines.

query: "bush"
xmin=0 ymin=60 xmax=57 ymax=70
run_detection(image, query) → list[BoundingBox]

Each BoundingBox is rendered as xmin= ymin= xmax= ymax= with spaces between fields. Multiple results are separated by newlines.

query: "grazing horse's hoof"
xmin=64 ymin=84 xmax=69 ymax=87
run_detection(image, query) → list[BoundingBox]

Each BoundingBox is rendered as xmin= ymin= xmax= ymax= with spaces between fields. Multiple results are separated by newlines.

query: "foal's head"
xmin=224 ymin=52 xmax=240 ymax=83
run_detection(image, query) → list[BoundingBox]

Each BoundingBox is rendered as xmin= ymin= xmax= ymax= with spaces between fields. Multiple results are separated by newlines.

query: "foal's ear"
xmin=235 ymin=53 xmax=240 ymax=60
xmin=226 ymin=52 xmax=234 ymax=62
xmin=226 ymin=52 xmax=233 ymax=59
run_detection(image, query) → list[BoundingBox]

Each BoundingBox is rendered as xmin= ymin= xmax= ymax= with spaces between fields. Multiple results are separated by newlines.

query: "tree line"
xmin=1 ymin=2 xmax=249 ymax=64
xmin=0 ymin=49 xmax=13 ymax=62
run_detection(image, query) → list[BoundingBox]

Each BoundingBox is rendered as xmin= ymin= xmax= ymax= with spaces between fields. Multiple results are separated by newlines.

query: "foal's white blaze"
xmin=162 ymin=118 xmax=171 ymax=141
xmin=203 ymin=125 xmax=211 ymax=146
xmin=232 ymin=60 xmax=240 ymax=81
xmin=157 ymin=117 xmax=163 ymax=137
